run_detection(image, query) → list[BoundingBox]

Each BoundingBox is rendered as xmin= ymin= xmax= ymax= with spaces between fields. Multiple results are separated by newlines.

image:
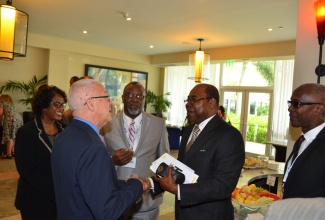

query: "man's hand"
xmin=126 ymin=175 xmax=151 ymax=191
xmin=153 ymin=166 xmax=178 ymax=195
xmin=112 ymin=148 xmax=134 ymax=166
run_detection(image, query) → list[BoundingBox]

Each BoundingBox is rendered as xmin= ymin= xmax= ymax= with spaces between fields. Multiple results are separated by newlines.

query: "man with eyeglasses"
xmin=51 ymin=79 xmax=150 ymax=220
xmin=152 ymin=83 xmax=245 ymax=220
xmin=282 ymin=83 xmax=325 ymax=199
xmin=102 ymin=82 xmax=170 ymax=220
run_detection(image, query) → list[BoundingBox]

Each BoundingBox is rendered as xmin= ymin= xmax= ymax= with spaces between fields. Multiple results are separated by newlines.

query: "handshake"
xmin=127 ymin=175 xmax=151 ymax=191
xmin=126 ymin=162 xmax=185 ymax=193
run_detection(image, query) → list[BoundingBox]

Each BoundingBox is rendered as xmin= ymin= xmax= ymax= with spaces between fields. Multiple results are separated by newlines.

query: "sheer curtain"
xmin=272 ymin=59 xmax=294 ymax=142
xmin=163 ymin=64 xmax=219 ymax=126
xmin=164 ymin=59 xmax=294 ymax=139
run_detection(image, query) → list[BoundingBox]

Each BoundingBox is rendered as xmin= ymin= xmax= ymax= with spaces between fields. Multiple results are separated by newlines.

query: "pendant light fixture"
xmin=0 ymin=0 xmax=28 ymax=61
xmin=188 ymin=38 xmax=210 ymax=83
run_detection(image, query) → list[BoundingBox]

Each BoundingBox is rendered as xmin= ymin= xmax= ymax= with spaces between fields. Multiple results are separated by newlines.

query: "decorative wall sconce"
xmin=188 ymin=38 xmax=210 ymax=83
xmin=0 ymin=0 xmax=28 ymax=61
xmin=314 ymin=0 xmax=325 ymax=83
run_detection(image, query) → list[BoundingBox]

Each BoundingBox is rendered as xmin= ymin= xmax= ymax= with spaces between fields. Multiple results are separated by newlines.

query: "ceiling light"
xmin=83 ymin=30 xmax=87 ymax=34
xmin=0 ymin=0 xmax=28 ymax=61
xmin=150 ymin=45 xmax=154 ymax=48
xmin=188 ymin=38 xmax=210 ymax=83
xmin=268 ymin=28 xmax=273 ymax=31
xmin=123 ymin=12 xmax=131 ymax=21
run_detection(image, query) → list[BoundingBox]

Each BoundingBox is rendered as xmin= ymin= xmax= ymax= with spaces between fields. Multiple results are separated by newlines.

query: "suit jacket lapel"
xmin=285 ymin=127 xmax=325 ymax=175
xmin=137 ymin=113 xmax=150 ymax=153
xmin=35 ymin=116 xmax=64 ymax=153
xmin=116 ymin=112 xmax=129 ymax=147
xmin=293 ymin=127 xmax=325 ymax=167
xmin=183 ymin=116 xmax=220 ymax=163
xmin=178 ymin=124 xmax=193 ymax=162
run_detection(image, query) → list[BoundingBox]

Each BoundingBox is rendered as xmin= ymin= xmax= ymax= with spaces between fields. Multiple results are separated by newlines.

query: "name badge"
xmin=122 ymin=157 xmax=137 ymax=168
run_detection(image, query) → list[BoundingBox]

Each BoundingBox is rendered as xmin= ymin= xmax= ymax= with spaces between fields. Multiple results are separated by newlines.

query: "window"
xmin=164 ymin=59 xmax=294 ymax=157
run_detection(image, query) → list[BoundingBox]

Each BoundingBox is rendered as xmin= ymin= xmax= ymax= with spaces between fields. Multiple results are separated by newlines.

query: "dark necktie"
xmin=292 ymin=135 xmax=305 ymax=161
xmin=186 ymin=125 xmax=200 ymax=152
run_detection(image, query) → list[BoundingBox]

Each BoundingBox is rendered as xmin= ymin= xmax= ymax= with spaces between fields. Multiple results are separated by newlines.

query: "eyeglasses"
xmin=84 ymin=95 xmax=111 ymax=105
xmin=184 ymin=97 xmax=212 ymax=104
xmin=124 ymin=93 xmax=144 ymax=100
xmin=51 ymin=101 xmax=66 ymax=108
xmin=287 ymin=100 xmax=322 ymax=108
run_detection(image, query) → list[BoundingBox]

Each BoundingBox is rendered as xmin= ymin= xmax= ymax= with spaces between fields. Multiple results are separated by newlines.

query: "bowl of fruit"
xmin=232 ymin=184 xmax=280 ymax=210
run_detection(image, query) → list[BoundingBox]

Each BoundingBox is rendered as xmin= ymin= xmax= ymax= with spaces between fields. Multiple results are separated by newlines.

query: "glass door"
xmin=221 ymin=89 xmax=272 ymax=157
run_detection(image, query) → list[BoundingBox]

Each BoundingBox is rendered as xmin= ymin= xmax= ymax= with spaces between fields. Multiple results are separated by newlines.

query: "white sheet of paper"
xmin=122 ymin=157 xmax=136 ymax=168
xmin=150 ymin=153 xmax=199 ymax=184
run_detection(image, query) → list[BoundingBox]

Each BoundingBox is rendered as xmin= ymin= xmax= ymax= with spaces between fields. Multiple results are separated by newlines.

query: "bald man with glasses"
xmin=51 ymin=79 xmax=149 ymax=220
xmin=283 ymin=83 xmax=325 ymax=199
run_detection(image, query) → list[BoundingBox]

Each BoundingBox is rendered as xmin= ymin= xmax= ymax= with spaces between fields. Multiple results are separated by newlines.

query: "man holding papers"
xmin=153 ymin=83 xmax=245 ymax=220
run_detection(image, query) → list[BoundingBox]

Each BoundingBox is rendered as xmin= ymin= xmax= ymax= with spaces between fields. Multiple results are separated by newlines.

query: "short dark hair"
xmin=123 ymin=82 xmax=144 ymax=94
xmin=204 ymin=84 xmax=219 ymax=105
xmin=32 ymin=86 xmax=67 ymax=116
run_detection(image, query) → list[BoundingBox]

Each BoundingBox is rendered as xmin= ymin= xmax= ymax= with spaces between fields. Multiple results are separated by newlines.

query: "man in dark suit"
xmin=51 ymin=79 xmax=150 ymax=220
xmin=283 ymin=83 xmax=325 ymax=199
xmin=153 ymin=83 xmax=245 ymax=220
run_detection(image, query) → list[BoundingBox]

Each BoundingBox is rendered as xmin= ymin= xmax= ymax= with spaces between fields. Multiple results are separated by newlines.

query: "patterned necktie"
xmin=186 ymin=125 xmax=200 ymax=152
xmin=128 ymin=120 xmax=136 ymax=150
xmin=292 ymin=135 xmax=305 ymax=161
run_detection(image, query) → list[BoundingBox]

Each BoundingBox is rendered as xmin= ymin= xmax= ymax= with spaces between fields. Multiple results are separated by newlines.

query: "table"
xmin=266 ymin=141 xmax=287 ymax=162
xmin=234 ymin=167 xmax=284 ymax=220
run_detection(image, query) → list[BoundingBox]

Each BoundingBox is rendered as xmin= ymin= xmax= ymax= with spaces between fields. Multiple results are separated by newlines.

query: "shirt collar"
xmin=74 ymin=117 xmax=99 ymax=134
xmin=303 ymin=122 xmax=325 ymax=142
xmin=122 ymin=111 xmax=143 ymax=126
xmin=197 ymin=114 xmax=215 ymax=131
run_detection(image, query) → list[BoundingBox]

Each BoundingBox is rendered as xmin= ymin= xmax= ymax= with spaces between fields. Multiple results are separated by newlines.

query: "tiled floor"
xmin=0 ymin=150 xmax=179 ymax=220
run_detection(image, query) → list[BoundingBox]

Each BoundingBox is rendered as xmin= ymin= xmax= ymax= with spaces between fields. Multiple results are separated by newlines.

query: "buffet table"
xmin=234 ymin=167 xmax=284 ymax=220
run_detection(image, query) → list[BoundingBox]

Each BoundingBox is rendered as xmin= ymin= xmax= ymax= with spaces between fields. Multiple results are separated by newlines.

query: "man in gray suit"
xmin=102 ymin=82 xmax=170 ymax=220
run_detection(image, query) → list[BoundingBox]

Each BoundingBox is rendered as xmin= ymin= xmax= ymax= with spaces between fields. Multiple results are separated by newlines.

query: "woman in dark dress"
xmin=14 ymin=85 xmax=67 ymax=220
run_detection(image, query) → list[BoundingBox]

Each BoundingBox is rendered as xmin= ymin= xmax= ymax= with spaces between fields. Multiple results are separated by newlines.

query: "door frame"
xmin=220 ymin=86 xmax=274 ymax=158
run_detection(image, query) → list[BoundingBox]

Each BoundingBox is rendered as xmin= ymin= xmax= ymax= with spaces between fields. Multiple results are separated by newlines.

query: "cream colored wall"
xmin=286 ymin=0 xmax=324 ymax=158
xmin=1 ymin=32 xmax=295 ymax=115
xmin=47 ymin=49 xmax=162 ymax=113
xmin=0 ymin=47 xmax=49 ymax=113
xmin=0 ymin=43 xmax=162 ymax=113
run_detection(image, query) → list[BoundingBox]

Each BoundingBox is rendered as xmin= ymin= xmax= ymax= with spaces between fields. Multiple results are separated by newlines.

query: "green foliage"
xmin=145 ymin=90 xmax=172 ymax=114
xmin=253 ymin=61 xmax=275 ymax=86
xmin=0 ymin=75 xmax=48 ymax=109
xmin=228 ymin=112 xmax=268 ymax=144
xmin=257 ymin=105 xmax=269 ymax=116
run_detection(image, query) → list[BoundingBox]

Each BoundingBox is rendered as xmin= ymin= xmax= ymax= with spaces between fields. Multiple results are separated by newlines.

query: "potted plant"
xmin=145 ymin=90 xmax=172 ymax=118
xmin=0 ymin=75 xmax=48 ymax=123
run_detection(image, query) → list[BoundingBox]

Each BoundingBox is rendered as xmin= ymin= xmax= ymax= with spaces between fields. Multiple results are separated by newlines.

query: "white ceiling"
xmin=12 ymin=0 xmax=299 ymax=56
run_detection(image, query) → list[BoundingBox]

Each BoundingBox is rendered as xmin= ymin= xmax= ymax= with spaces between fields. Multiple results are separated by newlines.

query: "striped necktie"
xmin=128 ymin=120 xmax=136 ymax=150
xmin=186 ymin=125 xmax=200 ymax=152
